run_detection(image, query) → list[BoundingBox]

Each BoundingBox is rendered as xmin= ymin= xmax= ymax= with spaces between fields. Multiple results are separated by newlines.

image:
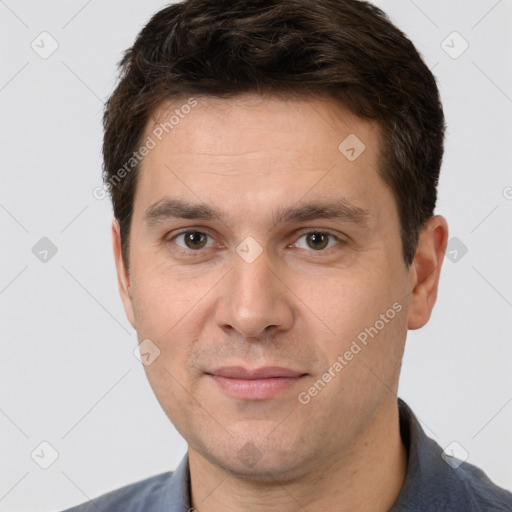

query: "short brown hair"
xmin=103 ymin=0 xmax=445 ymax=268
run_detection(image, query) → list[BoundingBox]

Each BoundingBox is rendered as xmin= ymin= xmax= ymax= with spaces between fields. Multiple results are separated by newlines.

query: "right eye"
xmin=172 ymin=231 xmax=215 ymax=252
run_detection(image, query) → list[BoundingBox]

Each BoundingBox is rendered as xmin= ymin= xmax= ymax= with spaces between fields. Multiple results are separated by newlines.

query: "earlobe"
xmin=407 ymin=215 xmax=449 ymax=330
xmin=111 ymin=218 xmax=136 ymax=329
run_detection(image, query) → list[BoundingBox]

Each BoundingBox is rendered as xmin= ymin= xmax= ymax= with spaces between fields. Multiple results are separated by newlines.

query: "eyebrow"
xmin=143 ymin=197 xmax=371 ymax=228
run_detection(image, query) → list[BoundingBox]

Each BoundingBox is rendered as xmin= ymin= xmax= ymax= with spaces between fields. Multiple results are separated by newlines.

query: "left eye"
xmin=292 ymin=232 xmax=340 ymax=251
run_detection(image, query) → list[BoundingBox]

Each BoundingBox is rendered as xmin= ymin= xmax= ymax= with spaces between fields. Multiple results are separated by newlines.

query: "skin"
xmin=112 ymin=93 xmax=448 ymax=512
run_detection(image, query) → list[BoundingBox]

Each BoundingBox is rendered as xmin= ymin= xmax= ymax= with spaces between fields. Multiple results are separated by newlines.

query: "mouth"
xmin=205 ymin=366 xmax=308 ymax=400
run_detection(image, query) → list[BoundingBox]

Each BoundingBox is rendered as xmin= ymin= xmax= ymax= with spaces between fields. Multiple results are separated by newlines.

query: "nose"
xmin=214 ymin=247 xmax=295 ymax=340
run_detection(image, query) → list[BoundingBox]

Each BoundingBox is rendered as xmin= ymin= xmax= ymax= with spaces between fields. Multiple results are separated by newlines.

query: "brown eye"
xmin=172 ymin=231 xmax=212 ymax=251
xmin=292 ymin=231 xmax=341 ymax=252
xmin=183 ymin=232 xmax=208 ymax=250
xmin=306 ymin=232 xmax=330 ymax=250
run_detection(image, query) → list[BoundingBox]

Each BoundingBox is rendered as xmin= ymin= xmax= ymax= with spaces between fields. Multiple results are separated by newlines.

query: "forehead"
xmin=146 ymin=93 xmax=379 ymax=160
xmin=134 ymin=93 xmax=395 ymax=229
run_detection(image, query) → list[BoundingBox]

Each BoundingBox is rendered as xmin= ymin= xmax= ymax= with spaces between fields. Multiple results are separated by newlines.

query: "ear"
xmin=407 ymin=215 xmax=449 ymax=330
xmin=112 ymin=218 xmax=136 ymax=329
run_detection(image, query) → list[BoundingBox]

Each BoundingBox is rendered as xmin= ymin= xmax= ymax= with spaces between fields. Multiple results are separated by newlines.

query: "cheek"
xmin=307 ymin=258 xmax=408 ymax=379
xmin=130 ymin=253 xmax=208 ymax=334
xmin=128 ymin=256 xmax=232 ymax=390
xmin=131 ymin=263 xmax=206 ymax=425
xmin=142 ymin=358 xmax=203 ymax=443
xmin=301 ymin=266 xmax=389 ymax=343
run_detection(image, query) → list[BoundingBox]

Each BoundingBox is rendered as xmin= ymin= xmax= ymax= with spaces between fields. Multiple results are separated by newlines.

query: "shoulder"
xmin=59 ymin=471 xmax=173 ymax=512
xmin=395 ymin=399 xmax=512 ymax=511
xmin=453 ymin=460 xmax=512 ymax=511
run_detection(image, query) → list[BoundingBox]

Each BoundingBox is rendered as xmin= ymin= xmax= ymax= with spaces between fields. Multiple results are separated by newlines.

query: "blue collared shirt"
xmin=60 ymin=399 xmax=512 ymax=511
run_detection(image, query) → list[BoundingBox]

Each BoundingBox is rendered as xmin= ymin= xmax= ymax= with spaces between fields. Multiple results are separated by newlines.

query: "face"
xmin=113 ymin=94 xmax=442 ymax=481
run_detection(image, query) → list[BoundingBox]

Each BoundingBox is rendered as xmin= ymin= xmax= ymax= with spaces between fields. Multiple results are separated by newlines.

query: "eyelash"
xmin=167 ymin=229 xmax=345 ymax=257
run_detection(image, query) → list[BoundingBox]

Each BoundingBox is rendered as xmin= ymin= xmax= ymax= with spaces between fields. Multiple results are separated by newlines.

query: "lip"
xmin=206 ymin=366 xmax=307 ymax=400
xmin=209 ymin=366 xmax=305 ymax=379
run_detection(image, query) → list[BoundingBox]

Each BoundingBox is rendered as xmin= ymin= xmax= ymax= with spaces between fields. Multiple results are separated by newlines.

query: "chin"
xmin=194 ymin=433 xmax=313 ymax=483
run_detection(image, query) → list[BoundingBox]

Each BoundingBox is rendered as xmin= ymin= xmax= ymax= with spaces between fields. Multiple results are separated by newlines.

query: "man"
xmin=62 ymin=0 xmax=512 ymax=510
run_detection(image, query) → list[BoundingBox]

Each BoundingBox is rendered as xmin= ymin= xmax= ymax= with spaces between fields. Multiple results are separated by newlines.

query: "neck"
xmin=188 ymin=398 xmax=407 ymax=512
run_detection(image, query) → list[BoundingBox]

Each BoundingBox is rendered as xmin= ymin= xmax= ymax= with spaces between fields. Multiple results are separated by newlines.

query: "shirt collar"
xmin=161 ymin=452 xmax=191 ymax=511
xmin=390 ymin=398 xmax=482 ymax=511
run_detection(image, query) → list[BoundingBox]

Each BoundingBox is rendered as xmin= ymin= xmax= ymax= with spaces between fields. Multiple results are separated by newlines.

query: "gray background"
xmin=1 ymin=0 xmax=511 ymax=510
